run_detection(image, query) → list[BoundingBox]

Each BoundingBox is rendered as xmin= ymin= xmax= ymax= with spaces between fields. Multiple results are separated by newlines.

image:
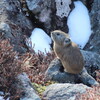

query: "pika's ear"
xmin=64 ymin=38 xmax=71 ymax=43
xmin=64 ymin=38 xmax=71 ymax=46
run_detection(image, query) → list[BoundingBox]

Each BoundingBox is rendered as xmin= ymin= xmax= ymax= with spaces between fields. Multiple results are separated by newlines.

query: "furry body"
xmin=51 ymin=30 xmax=84 ymax=74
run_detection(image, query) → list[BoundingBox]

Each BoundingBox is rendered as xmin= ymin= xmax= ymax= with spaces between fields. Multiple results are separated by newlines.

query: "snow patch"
xmin=67 ymin=1 xmax=92 ymax=49
xmin=0 ymin=96 xmax=9 ymax=100
xmin=26 ymin=28 xmax=51 ymax=54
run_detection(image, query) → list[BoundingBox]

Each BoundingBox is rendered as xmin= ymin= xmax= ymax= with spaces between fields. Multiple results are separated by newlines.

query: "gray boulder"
xmin=16 ymin=73 xmax=41 ymax=100
xmin=45 ymin=58 xmax=77 ymax=83
xmin=88 ymin=0 xmax=100 ymax=54
xmin=0 ymin=0 xmax=33 ymax=53
xmin=43 ymin=83 xmax=91 ymax=100
xmin=81 ymin=50 xmax=100 ymax=68
xmin=45 ymin=50 xmax=99 ymax=86
xmin=26 ymin=0 xmax=52 ymax=33
xmin=0 ymin=22 xmax=12 ymax=38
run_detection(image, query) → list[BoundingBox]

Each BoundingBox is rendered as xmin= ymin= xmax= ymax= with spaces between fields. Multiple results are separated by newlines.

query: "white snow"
xmin=0 ymin=96 xmax=9 ymax=100
xmin=26 ymin=28 xmax=51 ymax=54
xmin=0 ymin=91 xmax=9 ymax=100
xmin=0 ymin=96 xmax=4 ymax=100
xmin=67 ymin=1 xmax=92 ymax=49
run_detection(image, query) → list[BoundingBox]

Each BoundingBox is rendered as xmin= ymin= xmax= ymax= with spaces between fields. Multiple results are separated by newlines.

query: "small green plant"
xmin=32 ymin=80 xmax=57 ymax=97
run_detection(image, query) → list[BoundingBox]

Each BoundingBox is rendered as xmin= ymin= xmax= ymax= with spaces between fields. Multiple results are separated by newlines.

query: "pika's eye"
xmin=57 ymin=33 xmax=60 ymax=36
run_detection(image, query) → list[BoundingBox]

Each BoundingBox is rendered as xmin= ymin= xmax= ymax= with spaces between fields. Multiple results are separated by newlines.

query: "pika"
xmin=51 ymin=30 xmax=84 ymax=74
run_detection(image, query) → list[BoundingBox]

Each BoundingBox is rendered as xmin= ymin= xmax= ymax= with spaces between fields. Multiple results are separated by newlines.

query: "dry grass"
xmin=76 ymin=85 xmax=100 ymax=100
xmin=0 ymin=39 xmax=23 ymax=99
xmin=76 ymin=70 xmax=100 ymax=100
xmin=21 ymin=51 xmax=55 ymax=84
xmin=0 ymin=39 xmax=99 ymax=100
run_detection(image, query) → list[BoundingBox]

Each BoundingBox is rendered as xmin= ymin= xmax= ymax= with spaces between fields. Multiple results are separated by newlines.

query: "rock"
xmin=26 ymin=0 xmax=52 ymax=33
xmin=43 ymin=83 xmax=91 ymax=100
xmin=85 ymin=0 xmax=100 ymax=54
xmin=25 ymin=0 xmax=72 ymax=33
xmin=26 ymin=0 xmax=41 ymax=11
xmin=89 ymin=0 xmax=100 ymax=53
xmin=45 ymin=55 xmax=99 ymax=86
xmin=0 ymin=22 xmax=12 ymax=38
xmin=45 ymin=58 xmax=78 ymax=83
xmin=16 ymin=73 xmax=41 ymax=100
xmin=0 ymin=0 xmax=33 ymax=53
xmin=55 ymin=0 xmax=71 ymax=18
xmin=79 ymin=68 xmax=99 ymax=86
xmin=81 ymin=50 xmax=100 ymax=69
xmin=26 ymin=0 xmax=51 ymax=14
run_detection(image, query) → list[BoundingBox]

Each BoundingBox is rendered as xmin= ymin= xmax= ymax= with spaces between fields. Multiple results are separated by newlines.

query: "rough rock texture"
xmin=43 ymin=83 xmax=91 ymax=100
xmin=45 ymin=58 xmax=77 ymax=83
xmin=0 ymin=22 xmax=12 ymax=38
xmin=81 ymin=50 xmax=100 ymax=69
xmin=55 ymin=0 xmax=71 ymax=18
xmin=0 ymin=0 xmax=33 ymax=53
xmin=45 ymin=55 xmax=99 ymax=86
xmin=16 ymin=73 xmax=41 ymax=100
xmin=85 ymin=0 xmax=100 ymax=54
xmin=25 ymin=0 xmax=72 ymax=33
xmin=89 ymin=0 xmax=100 ymax=53
xmin=26 ymin=0 xmax=52 ymax=33
xmin=79 ymin=67 xmax=99 ymax=86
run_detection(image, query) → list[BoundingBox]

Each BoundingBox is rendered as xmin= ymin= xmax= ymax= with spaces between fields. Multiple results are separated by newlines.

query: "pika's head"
xmin=51 ymin=30 xmax=71 ymax=46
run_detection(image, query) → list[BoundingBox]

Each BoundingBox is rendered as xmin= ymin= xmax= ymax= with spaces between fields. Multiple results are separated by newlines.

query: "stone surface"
xmin=90 ymin=0 xmax=100 ymax=53
xmin=79 ymin=68 xmax=99 ymax=86
xmin=45 ymin=53 xmax=99 ymax=86
xmin=26 ymin=0 xmax=52 ymax=33
xmin=45 ymin=58 xmax=77 ymax=83
xmin=43 ymin=83 xmax=90 ymax=100
xmin=0 ymin=0 xmax=33 ymax=53
xmin=81 ymin=50 xmax=100 ymax=69
xmin=25 ymin=0 xmax=72 ymax=33
xmin=55 ymin=0 xmax=71 ymax=18
xmin=26 ymin=0 xmax=41 ymax=11
xmin=85 ymin=0 xmax=100 ymax=54
xmin=0 ymin=22 xmax=12 ymax=38
xmin=16 ymin=73 xmax=41 ymax=100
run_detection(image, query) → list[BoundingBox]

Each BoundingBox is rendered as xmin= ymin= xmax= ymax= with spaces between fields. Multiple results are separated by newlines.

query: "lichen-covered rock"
xmin=43 ymin=83 xmax=91 ymax=100
xmin=16 ymin=73 xmax=41 ymax=100
xmin=55 ymin=0 xmax=71 ymax=18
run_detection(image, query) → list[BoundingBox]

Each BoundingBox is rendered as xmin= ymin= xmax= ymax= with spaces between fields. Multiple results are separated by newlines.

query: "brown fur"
xmin=51 ymin=30 xmax=84 ymax=74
